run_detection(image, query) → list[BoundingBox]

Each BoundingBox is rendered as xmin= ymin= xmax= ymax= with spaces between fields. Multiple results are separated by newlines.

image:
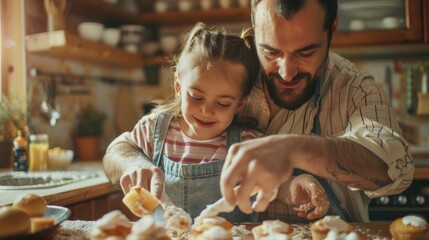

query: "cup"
xmin=29 ymin=134 xmax=49 ymax=171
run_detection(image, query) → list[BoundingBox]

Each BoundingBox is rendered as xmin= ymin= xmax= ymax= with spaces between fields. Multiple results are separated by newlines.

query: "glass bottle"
xmin=29 ymin=134 xmax=49 ymax=171
xmin=13 ymin=130 xmax=28 ymax=172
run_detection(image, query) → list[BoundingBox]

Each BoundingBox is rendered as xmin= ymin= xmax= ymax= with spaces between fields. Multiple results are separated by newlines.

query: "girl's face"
xmin=175 ymin=62 xmax=247 ymax=140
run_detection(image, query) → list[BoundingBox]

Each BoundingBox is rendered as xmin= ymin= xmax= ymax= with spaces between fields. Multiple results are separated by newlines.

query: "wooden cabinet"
xmin=333 ymin=0 xmax=426 ymax=47
xmin=66 ymin=191 xmax=138 ymax=221
xmin=44 ymin=183 xmax=138 ymax=221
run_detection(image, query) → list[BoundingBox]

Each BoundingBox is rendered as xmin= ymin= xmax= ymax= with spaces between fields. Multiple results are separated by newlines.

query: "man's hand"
xmin=120 ymin=165 xmax=165 ymax=199
xmin=220 ymin=135 xmax=300 ymax=214
xmin=290 ymin=174 xmax=329 ymax=220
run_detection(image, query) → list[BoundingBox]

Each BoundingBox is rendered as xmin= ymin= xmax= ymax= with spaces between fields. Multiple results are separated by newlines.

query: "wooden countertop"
xmin=0 ymin=162 xmax=118 ymax=206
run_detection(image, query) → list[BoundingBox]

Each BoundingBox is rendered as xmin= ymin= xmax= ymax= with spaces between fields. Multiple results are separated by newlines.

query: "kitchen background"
xmin=1 ymin=0 xmax=429 ymax=221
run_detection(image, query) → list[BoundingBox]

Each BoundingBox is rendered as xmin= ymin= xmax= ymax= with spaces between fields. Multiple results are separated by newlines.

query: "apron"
xmin=293 ymin=79 xmax=353 ymax=222
xmin=152 ymin=113 xmax=257 ymax=222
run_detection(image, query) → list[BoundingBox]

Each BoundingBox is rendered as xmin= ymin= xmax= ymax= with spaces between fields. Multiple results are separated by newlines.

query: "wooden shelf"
xmin=142 ymin=55 xmax=173 ymax=66
xmin=69 ymin=0 xmax=250 ymax=27
xmin=26 ymin=30 xmax=144 ymax=67
xmin=70 ymin=0 xmax=142 ymax=26
xmin=137 ymin=7 xmax=251 ymax=26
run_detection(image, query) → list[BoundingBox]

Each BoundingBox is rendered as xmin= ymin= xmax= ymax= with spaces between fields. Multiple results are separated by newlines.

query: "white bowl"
xmin=178 ymin=0 xmax=193 ymax=11
xmin=78 ymin=22 xmax=104 ymax=42
xmin=219 ymin=0 xmax=233 ymax=8
xmin=48 ymin=149 xmax=74 ymax=170
xmin=154 ymin=1 xmax=169 ymax=12
xmin=102 ymin=28 xmax=121 ymax=46
xmin=238 ymin=0 xmax=250 ymax=7
xmin=200 ymin=0 xmax=213 ymax=10
xmin=160 ymin=35 xmax=179 ymax=54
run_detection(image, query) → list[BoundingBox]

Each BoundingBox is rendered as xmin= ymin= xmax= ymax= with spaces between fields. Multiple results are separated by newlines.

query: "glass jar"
xmin=29 ymin=134 xmax=49 ymax=171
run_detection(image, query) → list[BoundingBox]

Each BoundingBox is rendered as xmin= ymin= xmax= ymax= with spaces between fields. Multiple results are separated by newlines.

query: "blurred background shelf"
xmin=26 ymin=30 xmax=144 ymax=67
xmin=137 ymin=7 xmax=251 ymax=26
xmin=70 ymin=0 xmax=142 ymax=26
xmin=69 ymin=0 xmax=250 ymax=27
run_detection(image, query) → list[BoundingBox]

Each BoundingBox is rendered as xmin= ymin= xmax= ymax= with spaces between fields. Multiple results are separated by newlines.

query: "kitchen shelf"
xmin=70 ymin=0 xmax=142 ymax=26
xmin=69 ymin=0 xmax=250 ymax=27
xmin=26 ymin=30 xmax=144 ymax=67
xmin=137 ymin=7 xmax=251 ymax=26
xmin=143 ymin=55 xmax=173 ymax=66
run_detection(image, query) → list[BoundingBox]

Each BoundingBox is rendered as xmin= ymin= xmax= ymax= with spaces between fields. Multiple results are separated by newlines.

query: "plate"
xmin=0 ymin=205 xmax=71 ymax=240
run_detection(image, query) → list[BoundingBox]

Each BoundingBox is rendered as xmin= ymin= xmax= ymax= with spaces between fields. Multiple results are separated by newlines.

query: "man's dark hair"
xmin=251 ymin=0 xmax=337 ymax=43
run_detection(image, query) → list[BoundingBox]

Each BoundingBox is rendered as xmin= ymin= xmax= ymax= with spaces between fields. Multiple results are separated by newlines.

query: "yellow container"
xmin=29 ymin=134 xmax=49 ymax=171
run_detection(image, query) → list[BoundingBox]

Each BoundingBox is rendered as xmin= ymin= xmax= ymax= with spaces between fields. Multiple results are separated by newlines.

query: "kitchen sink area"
xmin=0 ymin=171 xmax=98 ymax=190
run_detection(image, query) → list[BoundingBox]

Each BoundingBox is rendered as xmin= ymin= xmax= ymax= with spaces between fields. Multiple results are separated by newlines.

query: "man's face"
xmin=253 ymin=0 xmax=330 ymax=110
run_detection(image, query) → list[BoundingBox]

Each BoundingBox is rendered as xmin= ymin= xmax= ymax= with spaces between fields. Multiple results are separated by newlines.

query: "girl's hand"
xmin=120 ymin=165 xmax=165 ymax=199
xmin=290 ymin=174 xmax=329 ymax=220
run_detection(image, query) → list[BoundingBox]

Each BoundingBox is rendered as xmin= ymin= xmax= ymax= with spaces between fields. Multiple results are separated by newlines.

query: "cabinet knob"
xmin=397 ymin=195 xmax=408 ymax=205
xmin=415 ymin=195 xmax=426 ymax=205
xmin=379 ymin=197 xmax=390 ymax=205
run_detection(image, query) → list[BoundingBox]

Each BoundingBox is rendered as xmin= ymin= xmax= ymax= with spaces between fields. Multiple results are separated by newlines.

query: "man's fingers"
xmin=252 ymin=189 xmax=273 ymax=212
xmin=235 ymin=177 xmax=256 ymax=214
xmin=220 ymin=146 xmax=248 ymax=205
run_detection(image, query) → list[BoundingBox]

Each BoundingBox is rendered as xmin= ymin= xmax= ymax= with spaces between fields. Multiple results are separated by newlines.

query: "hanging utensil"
xmin=39 ymin=79 xmax=61 ymax=126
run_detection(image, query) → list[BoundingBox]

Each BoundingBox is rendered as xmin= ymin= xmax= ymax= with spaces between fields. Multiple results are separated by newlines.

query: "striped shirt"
xmin=239 ymin=52 xmax=414 ymax=223
xmin=130 ymin=113 xmax=262 ymax=163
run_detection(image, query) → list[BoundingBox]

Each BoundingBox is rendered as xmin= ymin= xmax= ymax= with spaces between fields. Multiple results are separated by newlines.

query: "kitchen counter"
xmin=53 ymin=221 xmax=391 ymax=240
xmin=0 ymin=162 xmax=116 ymax=206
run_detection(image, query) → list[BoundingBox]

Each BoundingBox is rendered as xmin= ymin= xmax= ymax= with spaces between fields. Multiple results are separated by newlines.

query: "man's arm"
xmin=290 ymin=135 xmax=391 ymax=190
xmin=221 ymin=131 xmax=413 ymax=213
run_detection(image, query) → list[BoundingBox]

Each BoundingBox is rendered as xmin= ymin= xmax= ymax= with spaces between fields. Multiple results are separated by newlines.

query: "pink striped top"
xmin=131 ymin=113 xmax=262 ymax=163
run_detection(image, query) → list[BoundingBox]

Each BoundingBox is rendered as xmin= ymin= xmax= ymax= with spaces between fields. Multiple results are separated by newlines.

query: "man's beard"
xmin=266 ymin=71 xmax=319 ymax=110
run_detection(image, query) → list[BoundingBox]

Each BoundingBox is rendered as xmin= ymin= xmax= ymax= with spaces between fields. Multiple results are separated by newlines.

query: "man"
xmin=104 ymin=0 xmax=414 ymax=223
xmin=220 ymin=0 xmax=414 ymax=222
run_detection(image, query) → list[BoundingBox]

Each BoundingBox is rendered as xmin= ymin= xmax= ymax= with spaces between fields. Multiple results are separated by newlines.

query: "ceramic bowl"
xmin=178 ymin=0 xmax=193 ymax=11
xmin=102 ymin=28 xmax=120 ymax=46
xmin=48 ymin=149 xmax=74 ymax=170
xmin=219 ymin=0 xmax=233 ymax=8
xmin=200 ymin=0 xmax=213 ymax=10
xmin=160 ymin=34 xmax=179 ymax=54
xmin=78 ymin=22 xmax=104 ymax=42
xmin=154 ymin=0 xmax=169 ymax=12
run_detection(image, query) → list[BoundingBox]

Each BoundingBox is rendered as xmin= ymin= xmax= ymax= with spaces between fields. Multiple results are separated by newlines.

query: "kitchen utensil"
xmin=39 ymin=80 xmax=61 ymax=126
xmin=44 ymin=0 xmax=69 ymax=31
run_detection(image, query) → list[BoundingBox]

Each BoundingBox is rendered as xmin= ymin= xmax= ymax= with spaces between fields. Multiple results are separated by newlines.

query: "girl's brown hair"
xmin=153 ymin=22 xmax=259 ymax=116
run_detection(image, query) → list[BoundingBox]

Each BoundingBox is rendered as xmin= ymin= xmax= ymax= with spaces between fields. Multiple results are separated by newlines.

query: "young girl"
xmin=122 ymin=22 xmax=261 ymax=221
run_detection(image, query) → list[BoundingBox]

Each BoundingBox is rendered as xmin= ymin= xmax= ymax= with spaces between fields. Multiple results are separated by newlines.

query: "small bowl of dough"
xmin=48 ymin=148 xmax=74 ymax=170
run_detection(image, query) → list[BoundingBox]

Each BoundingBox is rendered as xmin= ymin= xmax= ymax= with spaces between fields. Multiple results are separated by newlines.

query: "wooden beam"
xmin=1 ymin=0 xmax=26 ymax=106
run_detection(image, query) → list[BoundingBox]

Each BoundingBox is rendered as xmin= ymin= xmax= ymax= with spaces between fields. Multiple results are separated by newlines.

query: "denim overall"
xmin=293 ymin=80 xmax=353 ymax=222
xmin=152 ymin=114 xmax=256 ymax=222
